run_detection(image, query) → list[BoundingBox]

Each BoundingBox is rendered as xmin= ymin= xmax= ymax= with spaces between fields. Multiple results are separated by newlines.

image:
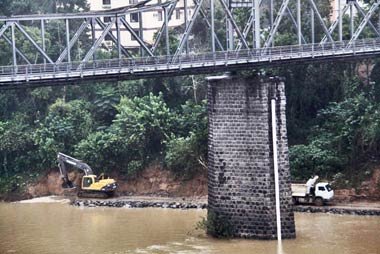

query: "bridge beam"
xmin=207 ymin=74 xmax=295 ymax=239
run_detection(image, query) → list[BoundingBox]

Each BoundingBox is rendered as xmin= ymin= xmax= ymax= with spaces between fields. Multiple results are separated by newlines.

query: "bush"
xmin=290 ymin=137 xmax=344 ymax=180
xmin=196 ymin=210 xmax=234 ymax=238
xmin=165 ymin=133 xmax=206 ymax=178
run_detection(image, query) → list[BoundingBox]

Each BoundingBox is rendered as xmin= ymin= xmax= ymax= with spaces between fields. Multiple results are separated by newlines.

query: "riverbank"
xmin=294 ymin=202 xmax=380 ymax=216
xmin=70 ymin=195 xmax=380 ymax=216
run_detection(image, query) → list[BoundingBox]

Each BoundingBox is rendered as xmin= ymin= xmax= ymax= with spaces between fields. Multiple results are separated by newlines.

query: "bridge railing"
xmin=1 ymin=38 xmax=380 ymax=81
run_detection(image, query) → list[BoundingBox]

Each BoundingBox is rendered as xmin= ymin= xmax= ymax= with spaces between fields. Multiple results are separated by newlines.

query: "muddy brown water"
xmin=0 ymin=202 xmax=379 ymax=254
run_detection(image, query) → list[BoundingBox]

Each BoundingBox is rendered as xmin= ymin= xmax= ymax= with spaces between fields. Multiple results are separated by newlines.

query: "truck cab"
xmin=315 ymin=182 xmax=334 ymax=203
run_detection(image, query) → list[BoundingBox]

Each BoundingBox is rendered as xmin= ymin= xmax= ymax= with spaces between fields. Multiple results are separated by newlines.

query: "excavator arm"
xmin=57 ymin=152 xmax=94 ymax=189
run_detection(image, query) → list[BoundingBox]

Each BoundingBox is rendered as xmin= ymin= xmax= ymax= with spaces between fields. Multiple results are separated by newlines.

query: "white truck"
xmin=291 ymin=182 xmax=334 ymax=206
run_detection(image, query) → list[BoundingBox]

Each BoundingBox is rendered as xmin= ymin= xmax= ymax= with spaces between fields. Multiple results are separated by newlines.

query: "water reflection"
xmin=277 ymin=240 xmax=284 ymax=254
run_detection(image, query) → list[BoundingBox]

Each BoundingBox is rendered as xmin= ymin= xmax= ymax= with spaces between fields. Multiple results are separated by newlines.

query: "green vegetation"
xmin=196 ymin=211 xmax=235 ymax=238
xmin=0 ymin=0 xmax=380 ymax=198
xmin=289 ymin=70 xmax=380 ymax=187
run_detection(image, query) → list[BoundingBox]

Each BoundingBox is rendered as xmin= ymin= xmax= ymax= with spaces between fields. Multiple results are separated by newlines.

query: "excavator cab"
xmin=82 ymin=176 xmax=95 ymax=188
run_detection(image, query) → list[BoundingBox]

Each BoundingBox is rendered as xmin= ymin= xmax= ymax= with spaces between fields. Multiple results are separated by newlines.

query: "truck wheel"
xmin=314 ymin=197 xmax=324 ymax=206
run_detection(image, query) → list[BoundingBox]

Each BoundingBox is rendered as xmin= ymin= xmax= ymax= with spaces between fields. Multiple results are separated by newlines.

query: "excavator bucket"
xmin=61 ymin=177 xmax=76 ymax=189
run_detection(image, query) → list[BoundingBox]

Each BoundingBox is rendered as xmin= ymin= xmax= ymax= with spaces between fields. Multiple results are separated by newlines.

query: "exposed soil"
xmin=116 ymin=165 xmax=207 ymax=197
xmin=22 ymin=165 xmax=207 ymax=200
xmin=334 ymin=168 xmax=380 ymax=203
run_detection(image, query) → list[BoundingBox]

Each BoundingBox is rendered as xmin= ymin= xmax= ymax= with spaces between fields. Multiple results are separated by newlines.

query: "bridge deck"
xmin=1 ymin=39 xmax=379 ymax=88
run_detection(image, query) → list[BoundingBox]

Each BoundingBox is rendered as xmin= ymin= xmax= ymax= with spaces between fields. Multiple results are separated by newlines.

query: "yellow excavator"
xmin=57 ymin=152 xmax=117 ymax=198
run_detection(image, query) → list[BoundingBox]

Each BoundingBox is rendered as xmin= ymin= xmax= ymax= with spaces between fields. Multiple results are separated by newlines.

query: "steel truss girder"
xmin=198 ymin=2 xmax=224 ymax=51
xmin=235 ymin=12 xmax=255 ymax=51
xmin=14 ymin=22 xmax=54 ymax=64
xmin=173 ymin=0 xmax=204 ymax=58
xmin=0 ymin=23 xmax=10 ymax=39
xmin=286 ymin=6 xmax=306 ymax=44
xmin=263 ymin=0 xmax=338 ymax=49
xmin=80 ymin=18 xmax=116 ymax=66
xmin=56 ymin=19 xmax=89 ymax=64
xmin=95 ymin=18 xmax=133 ymax=58
xmin=354 ymin=1 xmax=380 ymax=37
xmin=235 ymin=0 xmax=264 ymax=51
xmin=348 ymin=1 xmax=380 ymax=46
xmin=151 ymin=3 xmax=177 ymax=53
xmin=321 ymin=2 xmax=380 ymax=45
xmin=307 ymin=0 xmax=334 ymax=43
xmin=120 ymin=17 xmax=154 ymax=57
xmin=263 ymin=0 xmax=291 ymax=49
xmin=3 ymin=34 xmax=31 ymax=64
xmin=321 ymin=3 xmax=350 ymax=44
xmin=1 ymin=0 xmax=380 ymax=81
xmin=218 ymin=0 xmax=249 ymax=49
xmin=0 ymin=23 xmax=31 ymax=65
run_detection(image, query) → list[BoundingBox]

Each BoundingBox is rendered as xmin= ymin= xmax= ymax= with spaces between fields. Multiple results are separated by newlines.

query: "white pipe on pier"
xmin=271 ymin=98 xmax=282 ymax=241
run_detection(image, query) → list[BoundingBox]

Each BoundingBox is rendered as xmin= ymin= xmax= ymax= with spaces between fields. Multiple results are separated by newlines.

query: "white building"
xmin=89 ymin=0 xmax=194 ymax=49
xmin=330 ymin=0 xmax=362 ymax=21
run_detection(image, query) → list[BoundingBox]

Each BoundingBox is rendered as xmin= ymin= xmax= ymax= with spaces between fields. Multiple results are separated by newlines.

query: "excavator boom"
xmin=57 ymin=152 xmax=94 ymax=189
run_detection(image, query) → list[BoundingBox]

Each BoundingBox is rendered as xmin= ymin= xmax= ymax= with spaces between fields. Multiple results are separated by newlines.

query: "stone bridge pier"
xmin=207 ymin=74 xmax=296 ymax=239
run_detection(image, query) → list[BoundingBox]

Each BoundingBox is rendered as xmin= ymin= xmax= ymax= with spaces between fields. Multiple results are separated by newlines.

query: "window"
xmin=105 ymin=34 xmax=112 ymax=41
xmin=129 ymin=0 xmax=138 ymax=4
xmin=318 ymin=186 xmax=325 ymax=191
xmin=83 ymin=177 xmax=93 ymax=187
xmin=131 ymin=29 xmax=140 ymax=41
xmin=130 ymin=13 xmax=139 ymax=22
xmin=157 ymin=10 xmax=163 ymax=21
xmin=176 ymin=9 xmax=181 ymax=20
xmin=157 ymin=0 xmax=161 ymax=3
xmin=103 ymin=0 xmax=111 ymax=5
xmin=326 ymin=184 xmax=332 ymax=191
xmin=104 ymin=16 xmax=111 ymax=23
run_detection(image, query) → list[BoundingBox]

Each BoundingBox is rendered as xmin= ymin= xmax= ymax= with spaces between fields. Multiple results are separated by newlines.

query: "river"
xmin=0 ymin=201 xmax=379 ymax=254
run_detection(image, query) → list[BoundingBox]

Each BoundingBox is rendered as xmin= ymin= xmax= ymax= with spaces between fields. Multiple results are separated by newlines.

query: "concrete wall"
xmin=207 ymin=74 xmax=296 ymax=239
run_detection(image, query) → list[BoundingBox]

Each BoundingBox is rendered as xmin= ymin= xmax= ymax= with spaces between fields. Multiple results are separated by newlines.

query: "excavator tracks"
xmin=77 ymin=190 xmax=113 ymax=199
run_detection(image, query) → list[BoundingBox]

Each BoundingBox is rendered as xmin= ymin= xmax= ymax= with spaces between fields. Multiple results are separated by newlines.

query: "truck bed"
xmin=291 ymin=184 xmax=307 ymax=197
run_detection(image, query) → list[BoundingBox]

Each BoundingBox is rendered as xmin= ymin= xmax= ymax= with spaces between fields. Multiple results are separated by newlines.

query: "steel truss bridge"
xmin=0 ymin=0 xmax=380 ymax=88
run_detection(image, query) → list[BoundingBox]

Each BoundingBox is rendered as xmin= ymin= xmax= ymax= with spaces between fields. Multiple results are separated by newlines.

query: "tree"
xmin=34 ymin=99 xmax=93 ymax=167
xmin=0 ymin=114 xmax=36 ymax=177
xmin=165 ymin=100 xmax=208 ymax=177
xmin=113 ymin=92 xmax=175 ymax=160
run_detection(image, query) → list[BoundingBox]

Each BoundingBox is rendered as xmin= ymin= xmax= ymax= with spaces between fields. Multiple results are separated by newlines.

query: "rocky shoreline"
xmin=72 ymin=199 xmax=380 ymax=216
xmin=293 ymin=205 xmax=380 ymax=216
xmin=72 ymin=199 xmax=208 ymax=209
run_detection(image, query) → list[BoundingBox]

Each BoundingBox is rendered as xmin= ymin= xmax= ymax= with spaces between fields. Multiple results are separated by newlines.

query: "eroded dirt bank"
xmin=24 ymin=165 xmax=207 ymax=200
xmin=333 ymin=169 xmax=380 ymax=202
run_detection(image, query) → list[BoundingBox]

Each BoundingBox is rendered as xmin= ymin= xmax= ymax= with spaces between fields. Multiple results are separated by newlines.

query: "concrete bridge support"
xmin=207 ymin=74 xmax=296 ymax=239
